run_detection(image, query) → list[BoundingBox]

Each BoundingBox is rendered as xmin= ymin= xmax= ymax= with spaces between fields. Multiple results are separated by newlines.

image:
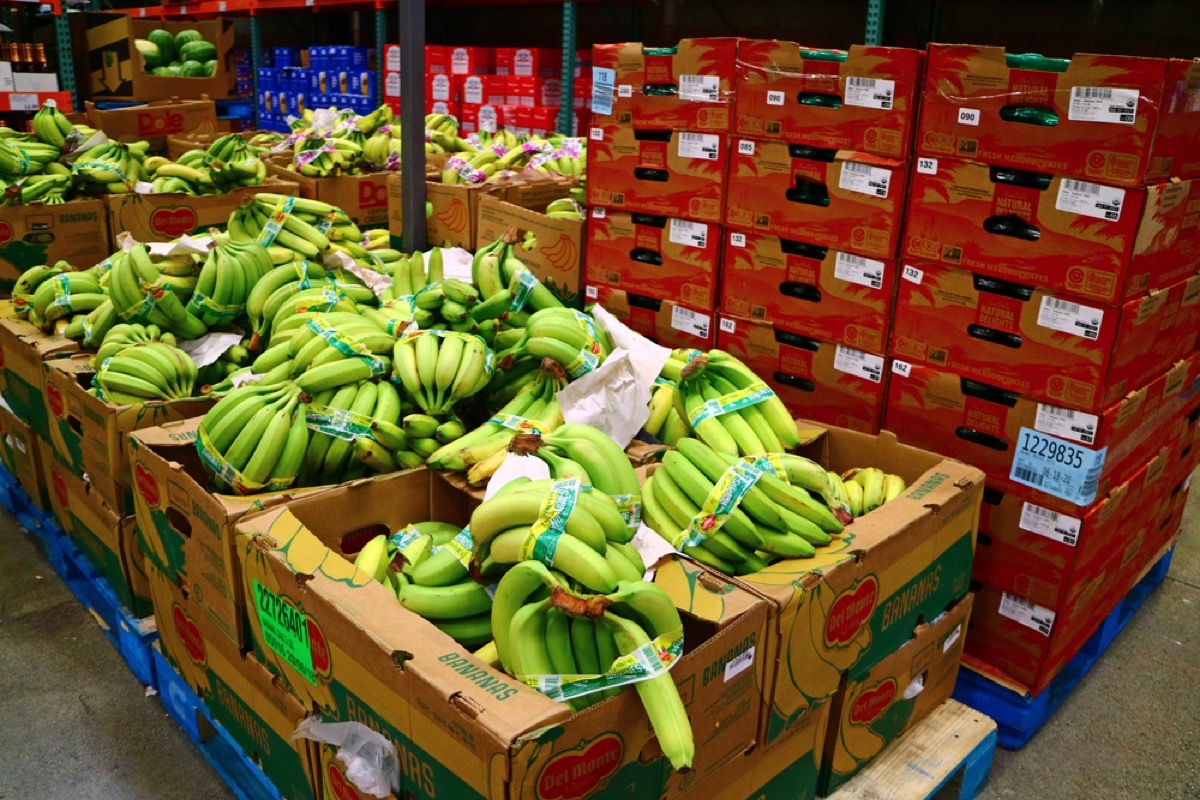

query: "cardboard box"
xmin=236 ymin=467 xmax=771 ymax=800
xmin=703 ymin=701 xmax=829 ymax=800
xmin=882 ymin=357 xmax=1197 ymax=513
xmin=586 ymin=124 xmax=728 ymax=224
xmin=820 ymin=595 xmax=972 ymax=794
xmin=721 ymin=228 xmax=897 ymax=356
xmin=147 ymin=564 xmax=321 ymax=800
xmin=106 ymin=179 xmax=299 ymax=243
xmin=917 ymin=44 xmax=1169 ymax=186
xmin=586 ymin=284 xmax=715 ymax=350
xmin=889 ymin=261 xmax=1198 ymax=413
xmin=734 ymin=41 xmax=923 ymax=158
xmin=494 ymin=47 xmax=558 ymax=79
xmin=726 ymin=140 xmax=906 ymax=259
xmin=41 ymin=355 xmax=214 ymax=516
xmin=903 ymin=158 xmax=1200 ymax=304
xmin=263 ymin=159 xmax=389 ymax=229
xmin=716 ymin=316 xmax=887 ymax=433
xmin=449 ymin=45 xmax=493 ymax=76
xmin=0 ymin=399 xmax=46 ymax=508
xmin=0 ymin=317 xmax=78 ymax=441
xmin=590 ymin=39 xmax=740 ymax=132
xmin=86 ymin=98 xmax=220 ymax=153
xmin=128 ymin=418 xmax=326 ymax=649
xmin=584 ymin=207 xmax=721 ymax=309
xmin=475 ymin=189 xmax=584 ymax=307
xmin=41 ymin=451 xmax=151 ymax=616
xmin=0 ymin=199 xmax=110 ymax=293
xmin=1153 ymin=58 xmax=1200 ymax=180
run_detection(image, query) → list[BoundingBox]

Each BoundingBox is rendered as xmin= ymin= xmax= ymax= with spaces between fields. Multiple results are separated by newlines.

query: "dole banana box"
xmin=819 ymin=595 xmax=972 ymax=794
xmin=128 ymin=418 xmax=327 ymax=649
xmin=720 ymin=228 xmax=897 ymax=357
xmin=889 ymin=261 xmax=1195 ymax=413
xmin=725 ymin=140 xmax=907 ymax=259
xmin=716 ymin=315 xmax=887 ymax=434
xmin=85 ymin=98 xmax=220 ymax=153
xmin=586 ymin=125 xmax=728 ymax=224
xmin=105 ymin=179 xmax=300 ymax=243
xmin=882 ymin=357 xmax=1197 ymax=515
xmin=590 ymin=39 xmax=740 ymax=132
xmin=0 ymin=198 xmax=111 ymax=293
xmin=734 ymin=41 xmax=923 ymax=158
xmin=263 ymin=158 xmax=391 ymax=229
xmin=644 ymin=423 xmax=983 ymax=745
xmin=148 ymin=563 xmax=320 ymax=800
xmin=586 ymin=284 xmax=715 ymax=350
xmin=903 ymin=158 xmax=1199 ymax=305
xmin=584 ymin=207 xmax=722 ymax=310
xmin=41 ymin=450 xmax=151 ymax=616
xmin=235 ymin=467 xmax=771 ymax=800
xmin=42 ymin=355 xmax=214 ymax=516
xmin=1153 ymin=58 xmax=1200 ymax=181
xmin=0 ymin=317 xmax=79 ymax=440
xmin=0 ymin=398 xmax=46 ymax=507
xmin=916 ymin=45 xmax=1170 ymax=187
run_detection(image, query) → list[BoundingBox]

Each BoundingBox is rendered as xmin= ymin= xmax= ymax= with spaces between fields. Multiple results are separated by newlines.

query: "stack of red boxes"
xmin=584 ymin=38 xmax=740 ymax=350
xmin=716 ymin=41 xmax=923 ymax=433
xmin=883 ymin=43 xmax=1200 ymax=694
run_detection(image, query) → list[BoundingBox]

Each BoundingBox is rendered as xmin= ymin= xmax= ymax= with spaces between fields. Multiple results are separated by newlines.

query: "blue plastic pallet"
xmin=153 ymin=648 xmax=284 ymax=800
xmin=0 ymin=466 xmax=56 ymax=552
xmin=953 ymin=545 xmax=1175 ymax=750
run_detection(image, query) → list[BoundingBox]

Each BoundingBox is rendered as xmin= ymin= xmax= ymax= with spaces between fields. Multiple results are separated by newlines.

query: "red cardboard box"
xmin=495 ymin=47 xmax=557 ymax=78
xmin=586 ymin=124 xmax=727 ymax=223
xmin=904 ymin=158 xmax=1199 ymax=304
xmin=459 ymin=74 xmax=507 ymax=107
xmin=883 ymin=357 xmax=1198 ymax=513
xmin=734 ymin=40 xmax=923 ymax=158
xmin=917 ymin=44 xmax=1169 ymax=186
xmin=428 ymin=73 xmax=457 ymax=104
xmin=1153 ymin=59 xmax=1200 ymax=180
xmin=726 ymin=139 xmax=907 ymax=258
xmin=427 ymin=45 xmax=449 ymax=74
xmin=721 ymin=228 xmax=897 ymax=355
xmin=584 ymin=206 xmax=721 ymax=309
xmin=591 ymin=38 xmax=739 ymax=132
xmin=889 ymin=261 xmax=1197 ymax=412
xmin=449 ymin=45 xmax=492 ymax=76
xmin=426 ymin=98 xmax=460 ymax=119
xmin=586 ymin=284 xmax=714 ymax=349
xmin=717 ymin=315 xmax=887 ymax=433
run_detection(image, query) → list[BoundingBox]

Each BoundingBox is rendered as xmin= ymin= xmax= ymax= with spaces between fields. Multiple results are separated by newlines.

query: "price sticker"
xmin=1009 ymin=426 xmax=1107 ymax=505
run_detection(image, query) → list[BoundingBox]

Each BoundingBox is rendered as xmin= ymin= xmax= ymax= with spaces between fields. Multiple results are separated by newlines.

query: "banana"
xmin=352 ymin=534 xmax=393 ymax=585
xmin=882 ymin=473 xmax=907 ymax=503
xmin=400 ymin=578 xmax=492 ymax=620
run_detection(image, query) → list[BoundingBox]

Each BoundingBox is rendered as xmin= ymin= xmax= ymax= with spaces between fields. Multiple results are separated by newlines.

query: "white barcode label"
xmin=958 ymin=107 xmax=981 ymax=126
xmin=737 ymin=139 xmax=755 ymax=156
xmin=586 ymin=286 xmax=598 ymax=299
xmin=839 ymin=161 xmax=891 ymax=198
xmin=719 ymin=317 xmax=737 ymax=333
xmin=669 ymin=219 xmax=709 ymax=249
xmin=1037 ymin=296 xmax=1104 ymax=340
xmin=1010 ymin=426 xmax=1107 ymax=505
xmin=902 ymin=264 xmax=923 ymax=284
xmin=724 ymin=646 xmax=755 ymax=682
xmin=1035 ymin=403 xmax=1099 ymax=445
xmin=679 ymin=74 xmax=720 ymax=102
xmin=671 ymin=305 xmax=711 ymax=338
xmin=844 ymin=76 xmax=896 ymax=110
xmin=591 ymin=68 xmax=615 ymax=115
xmin=891 ymin=359 xmax=912 ymax=377
xmin=1069 ymin=86 xmax=1138 ymax=125
xmin=834 ymin=345 xmax=884 ymax=383
xmin=591 ymin=208 xmax=606 ymax=219
xmin=834 ymin=252 xmax=885 ymax=289
xmin=617 ymin=84 xmax=633 ymax=98
xmin=1055 ymin=178 xmax=1125 ymax=222
xmin=589 ymin=126 xmax=604 ymax=141
xmin=917 ymin=157 xmax=938 ymax=175
xmin=9 ymin=94 xmax=37 ymax=112
xmin=998 ymin=592 xmax=1056 ymax=636
xmin=1019 ymin=501 xmax=1082 ymax=547
xmin=766 ymin=90 xmax=785 ymax=106
xmin=678 ymin=132 xmax=721 ymax=161
xmin=943 ymin=623 xmax=962 ymax=653
xmin=729 ymin=232 xmax=747 ymax=248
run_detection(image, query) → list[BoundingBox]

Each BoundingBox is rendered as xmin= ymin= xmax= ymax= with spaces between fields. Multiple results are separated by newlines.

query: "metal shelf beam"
xmin=398 ymin=0 xmax=426 ymax=250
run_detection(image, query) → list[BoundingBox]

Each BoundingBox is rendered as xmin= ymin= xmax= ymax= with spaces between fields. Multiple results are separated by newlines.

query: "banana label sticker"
xmin=518 ymin=627 xmax=683 ymax=702
xmin=522 ymin=479 xmax=581 ymax=565
xmin=825 ymin=576 xmax=878 ymax=648
xmin=677 ymin=461 xmax=763 ymax=549
xmin=537 ymin=734 xmax=624 ymax=800
xmin=252 ymin=580 xmax=329 ymax=685
xmin=688 ymin=380 xmax=776 ymax=428
xmin=564 ymin=311 xmax=603 ymax=380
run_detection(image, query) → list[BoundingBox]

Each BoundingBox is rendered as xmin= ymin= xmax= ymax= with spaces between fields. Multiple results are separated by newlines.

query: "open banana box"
xmin=233 ymin=465 xmax=774 ymax=800
xmin=0 ymin=317 xmax=80 ymax=441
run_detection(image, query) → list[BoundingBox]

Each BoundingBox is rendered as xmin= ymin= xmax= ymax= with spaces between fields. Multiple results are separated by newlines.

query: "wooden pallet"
xmin=831 ymin=700 xmax=997 ymax=800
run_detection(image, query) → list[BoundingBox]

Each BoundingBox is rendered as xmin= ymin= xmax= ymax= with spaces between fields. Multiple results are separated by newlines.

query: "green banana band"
xmin=675 ymin=461 xmax=766 ymax=550
xmin=652 ymin=376 xmax=677 ymax=387
xmin=508 ymin=268 xmax=539 ymax=314
xmin=490 ymin=412 xmax=551 ymax=434
xmin=522 ymin=478 xmax=582 ymax=564
xmin=313 ymin=212 xmax=337 ymax=235
xmin=611 ymin=493 xmax=644 ymax=531
xmin=741 ymin=452 xmax=787 ymax=479
xmin=117 ymin=281 xmax=164 ymax=324
xmin=388 ymin=525 xmax=424 ymax=552
xmin=518 ymin=627 xmax=684 ymax=703
xmin=431 ymin=526 xmax=473 ymax=569
xmin=186 ymin=290 xmax=242 ymax=325
xmin=688 ymin=380 xmax=778 ymax=429
xmin=257 ymin=195 xmax=297 ymax=248
xmin=565 ymin=310 xmax=602 ymax=380
xmin=195 ymin=424 xmax=293 ymax=495
xmin=306 ymin=317 xmax=387 ymax=375
xmin=305 ymin=403 xmax=374 ymax=441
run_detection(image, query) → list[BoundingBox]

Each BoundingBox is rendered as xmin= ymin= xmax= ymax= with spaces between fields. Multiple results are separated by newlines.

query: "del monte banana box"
xmin=0 ymin=317 xmax=79 ymax=440
xmin=43 ymin=355 xmax=214 ymax=516
xmin=819 ymin=595 xmax=972 ymax=794
xmin=235 ymin=467 xmax=772 ymax=800
xmin=148 ymin=563 xmax=320 ymax=800
xmin=0 ymin=397 xmax=46 ymax=507
xmin=129 ymin=418 xmax=328 ymax=649
xmin=86 ymin=99 xmax=219 ymax=154
xmin=0 ymin=198 xmax=110 ymax=294
xmin=703 ymin=700 xmax=829 ymax=800
xmin=105 ymin=178 xmax=300 ymax=245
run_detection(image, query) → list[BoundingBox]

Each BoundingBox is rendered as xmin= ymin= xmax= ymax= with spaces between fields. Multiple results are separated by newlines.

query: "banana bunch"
xmin=469 ymin=128 xmax=519 ymax=151
xmin=71 ymin=141 xmax=149 ymax=194
xmin=228 ymin=193 xmax=363 ymax=262
xmin=391 ymin=328 xmax=492 ymax=415
xmin=384 ymin=250 xmax=487 ymax=333
xmin=93 ymin=342 xmax=198 ymax=404
xmin=91 ymin=323 xmax=177 ymax=368
xmin=288 ymin=135 xmax=365 ymax=177
xmin=499 ymin=307 xmax=613 ymax=380
xmin=9 ymin=170 xmax=73 ymax=205
xmin=527 ymin=139 xmax=586 ymax=178
xmin=441 ymin=140 xmax=549 ymax=185
xmin=397 ymin=412 xmax=465 ymax=462
xmin=204 ymin=132 xmax=268 ymax=189
xmin=641 ymin=437 xmax=850 ymax=575
xmin=519 ymin=423 xmax=642 ymax=530
xmin=542 ymin=197 xmax=586 ymax=221
xmin=0 ymin=137 xmax=61 ymax=180
xmin=471 ymin=231 xmax=565 ymax=327
xmin=830 ymin=467 xmax=907 ymax=518
xmin=106 ymin=244 xmax=208 ymax=339
xmin=643 ymin=381 xmax=690 ymax=446
xmin=197 ymin=342 xmax=251 ymax=388
xmin=185 ymin=237 xmax=275 ymax=326
xmin=21 ymin=268 xmax=106 ymax=333
xmin=249 ymin=131 xmax=285 ymax=150
xmin=297 ymin=379 xmax=409 ymax=486
xmin=250 ymin=315 xmax=394 ymax=395
xmin=12 ymin=261 xmax=67 ymax=318
xmin=32 ymin=100 xmax=73 ymax=149
xmin=249 ymin=274 xmax=378 ymax=351
xmin=142 ymin=137 xmax=266 ymax=194
xmin=362 ymin=126 xmax=402 ymax=171
xmin=196 ymin=378 xmax=311 ymax=493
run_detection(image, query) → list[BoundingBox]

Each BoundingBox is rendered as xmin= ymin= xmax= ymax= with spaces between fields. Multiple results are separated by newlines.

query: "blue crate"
xmin=0 ymin=464 xmax=55 ymax=551
xmin=953 ymin=545 xmax=1175 ymax=750
xmin=153 ymin=648 xmax=284 ymax=800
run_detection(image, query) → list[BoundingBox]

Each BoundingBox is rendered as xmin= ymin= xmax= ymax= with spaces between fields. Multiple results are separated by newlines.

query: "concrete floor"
xmin=0 ymin=499 xmax=1197 ymax=800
